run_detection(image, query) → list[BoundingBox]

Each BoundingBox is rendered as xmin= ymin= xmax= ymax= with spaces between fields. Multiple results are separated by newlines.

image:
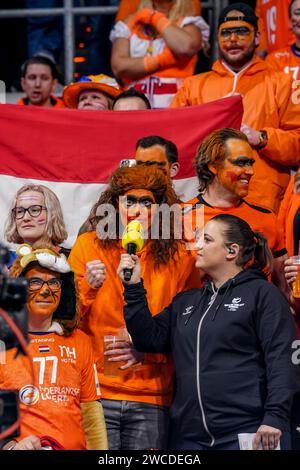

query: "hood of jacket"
xmin=212 ymin=56 xmax=268 ymax=78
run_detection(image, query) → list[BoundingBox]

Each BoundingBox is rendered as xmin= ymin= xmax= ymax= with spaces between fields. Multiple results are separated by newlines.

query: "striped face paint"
xmin=218 ymin=13 xmax=257 ymax=69
xmin=25 ymin=266 xmax=61 ymax=319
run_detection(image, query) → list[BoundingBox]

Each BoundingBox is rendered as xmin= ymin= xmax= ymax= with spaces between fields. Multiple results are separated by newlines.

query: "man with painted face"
xmin=171 ymin=2 xmax=300 ymax=214
xmin=78 ymin=136 xmax=180 ymax=236
xmin=68 ymin=165 xmax=200 ymax=450
xmin=0 ymin=245 xmax=108 ymax=450
xmin=183 ymin=128 xmax=288 ymax=294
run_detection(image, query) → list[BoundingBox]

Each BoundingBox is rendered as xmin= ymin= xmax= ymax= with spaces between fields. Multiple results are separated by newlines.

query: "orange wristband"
xmin=143 ymin=55 xmax=160 ymax=73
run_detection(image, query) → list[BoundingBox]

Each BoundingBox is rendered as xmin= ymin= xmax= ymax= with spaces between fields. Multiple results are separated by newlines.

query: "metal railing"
xmin=0 ymin=0 xmax=227 ymax=84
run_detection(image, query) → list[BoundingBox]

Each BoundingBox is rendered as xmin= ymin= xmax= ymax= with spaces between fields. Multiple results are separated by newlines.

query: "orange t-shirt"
xmin=0 ymin=329 xmax=100 ymax=450
xmin=183 ymin=194 xmax=286 ymax=258
xmin=256 ymin=0 xmax=295 ymax=53
xmin=17 ymin=96 xmax=65 ymax=108
xmin=266 ymin=45 xmax=300 ymax=80
xmin=116 ymin=0 xmax=201 ymax=22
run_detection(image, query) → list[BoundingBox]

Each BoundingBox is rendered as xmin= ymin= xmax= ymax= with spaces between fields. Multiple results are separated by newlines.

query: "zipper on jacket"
xmin=184 ymin=287 xmax=207 ymax=326
xmin=221 ymin=60 xmax=253 ymax=94
xmin=196 ymin=284 xmax=219 ymax=446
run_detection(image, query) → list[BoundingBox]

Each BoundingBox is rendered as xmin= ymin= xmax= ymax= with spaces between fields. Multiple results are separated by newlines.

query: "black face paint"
xmin=136 ymin=160 xmax=167 ymax=167
xmin=228 ymin=157 xmax=255 ymax=167
xmin=122 ymin=195 xmax=156 ymax=209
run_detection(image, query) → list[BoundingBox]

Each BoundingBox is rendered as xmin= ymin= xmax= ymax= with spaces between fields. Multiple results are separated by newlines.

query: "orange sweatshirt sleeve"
xmin=170 ymin=76 xmax=201 ymax=108
xmin=68 ymin=234 xmax=99 ymax=316
xmin=265 ymin=52 xmax=282 ymax=71
xmin=259 ymin=73 xmax=300 ymax=167
xmin=79 ymin=332 xmax=102 ymax=402
xmin=278 ymin=176 xmax=295 ymax=245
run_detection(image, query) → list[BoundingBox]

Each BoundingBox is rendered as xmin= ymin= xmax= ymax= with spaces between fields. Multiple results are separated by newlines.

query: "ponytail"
xmin=210 ymin=214 xmax=273 ymax=274
xmin=252 ymin=231 xmax=273 ymax=274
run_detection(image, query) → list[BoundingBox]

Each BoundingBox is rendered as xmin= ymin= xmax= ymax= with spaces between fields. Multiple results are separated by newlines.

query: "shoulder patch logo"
xmin=182 ymin=306 xmax=194 ymax=316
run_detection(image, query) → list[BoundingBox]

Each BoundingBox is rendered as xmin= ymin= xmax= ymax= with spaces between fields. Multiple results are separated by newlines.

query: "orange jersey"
xmin=278 ymin=175 xmax=300 ymax=256
xmin=171 ymin=57 xmax=300 ymax=213
xmin=183 ymin=194 xmax=286 ymax=258
xmin=116 ymin=0 xmax=201 ymax=22
xmin=17 ymin=95 xmax=65 ymax=108
xmin=0 ymin=329 xmax=100 ymax=450
xmin=68 ymin=233 xmax=201 ymax=406
xmin=266 ymin=45 xmax=300 ymax=80
xmin=256 ymin=0 xmax=295 ymax=53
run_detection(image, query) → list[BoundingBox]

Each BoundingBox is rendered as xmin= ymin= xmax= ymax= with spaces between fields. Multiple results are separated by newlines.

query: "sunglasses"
xmin=219 ymin=26 xmax=254 ymax=40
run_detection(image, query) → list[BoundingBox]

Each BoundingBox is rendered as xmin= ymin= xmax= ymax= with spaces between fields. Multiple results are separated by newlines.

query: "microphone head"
xmin=121 ymin=220 xmax=144 ymax=252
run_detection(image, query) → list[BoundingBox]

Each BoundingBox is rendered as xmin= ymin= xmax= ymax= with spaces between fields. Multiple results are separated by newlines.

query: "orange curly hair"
xmin=86 ymin=165 xmax=182 ymax=266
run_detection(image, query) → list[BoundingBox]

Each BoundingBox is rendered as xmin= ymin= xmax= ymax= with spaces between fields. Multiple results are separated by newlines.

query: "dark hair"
xmin=136 ymin=135 xmax=178 ymax=164
xmin=112 ymin=88 xmax=151 ymax=109
xmin=289 ymin=0 xmax=298 ymax=18
xmin=195 ymin=128 xmax=248 ymax=192
xmin=21 ymin=56 xmax=60 ymax=80
xmin=210 ymin=214 xmax=273 ymax=273
xmin=218 ymin=2 xmax=258 ymax=29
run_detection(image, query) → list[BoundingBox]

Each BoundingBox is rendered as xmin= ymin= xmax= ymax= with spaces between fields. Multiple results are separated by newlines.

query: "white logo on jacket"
xmin=224 ymin=298 xmax=245 ymax=312
xmin=182 ymin=306 xmax=194 ymax=316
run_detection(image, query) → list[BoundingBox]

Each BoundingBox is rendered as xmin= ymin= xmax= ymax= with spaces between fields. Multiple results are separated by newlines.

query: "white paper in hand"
xmin=238 ymin=433 xmax=280 ymax=450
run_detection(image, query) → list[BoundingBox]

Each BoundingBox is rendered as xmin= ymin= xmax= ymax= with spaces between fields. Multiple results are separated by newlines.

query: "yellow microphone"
xmin=121 ymin=220 xmax=144 ymax=281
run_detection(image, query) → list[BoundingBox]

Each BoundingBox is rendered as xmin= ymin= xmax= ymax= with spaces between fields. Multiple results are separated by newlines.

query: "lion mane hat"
xmin=10 ymin=244 xmax=76 ymax=321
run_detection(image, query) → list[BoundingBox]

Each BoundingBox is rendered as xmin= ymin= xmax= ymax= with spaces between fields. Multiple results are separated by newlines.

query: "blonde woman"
xmin=110 ymin=0 xmax=209 ymax=108
xmin=4 ymin=184 xmax=68 ymax=265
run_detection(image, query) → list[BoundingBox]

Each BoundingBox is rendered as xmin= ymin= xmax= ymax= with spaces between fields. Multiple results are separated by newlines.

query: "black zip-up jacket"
xmin=124 ymin=268 xmax=299 ymax=447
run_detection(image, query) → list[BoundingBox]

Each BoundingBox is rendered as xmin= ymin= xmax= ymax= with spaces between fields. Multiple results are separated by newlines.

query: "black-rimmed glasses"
xmin=28 ymin=277 xmax=62 ymax=292
xmin=12 ymin=205 xmax=47 ymax=219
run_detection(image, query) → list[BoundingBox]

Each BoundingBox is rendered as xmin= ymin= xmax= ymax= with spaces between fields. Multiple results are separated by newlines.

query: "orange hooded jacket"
xmin=68 ymin=232 xmax=201 ymax=406
xmin=171 ymin=57 xmax=300 ymax=213
xmin=278 ymin=175 xmax=300 ymax=256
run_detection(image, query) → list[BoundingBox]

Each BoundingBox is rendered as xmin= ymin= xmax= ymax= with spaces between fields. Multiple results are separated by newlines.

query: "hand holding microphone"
xmin=118 ymin=254 xmax=141 ymax=284
xmin=119 ymin=221 xmax=144 ymax=283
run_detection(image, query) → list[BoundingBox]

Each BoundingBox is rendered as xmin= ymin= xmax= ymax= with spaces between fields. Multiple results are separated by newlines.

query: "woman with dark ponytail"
xmin=118 ymin=214 xmax=299 ymax=451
